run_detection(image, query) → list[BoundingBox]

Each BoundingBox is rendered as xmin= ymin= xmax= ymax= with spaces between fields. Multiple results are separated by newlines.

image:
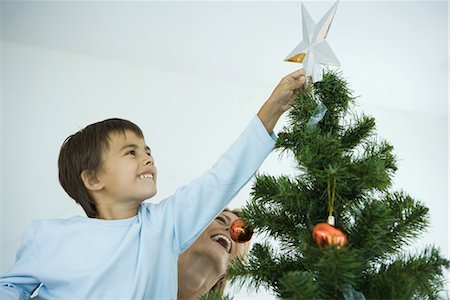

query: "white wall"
xmin=1 ymin=1 xmax=448 ymax=299
xmin=0 ymin=0 xmax=4 ymax=281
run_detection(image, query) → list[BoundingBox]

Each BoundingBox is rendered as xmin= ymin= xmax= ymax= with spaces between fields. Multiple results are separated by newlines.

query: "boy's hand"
xmin=268 ymin=69 xmax=307 ymax=113
xmin=257 ymin=69 xmax=307 ymax=134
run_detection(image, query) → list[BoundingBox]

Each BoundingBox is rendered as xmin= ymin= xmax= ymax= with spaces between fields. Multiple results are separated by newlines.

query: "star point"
xmin=285 ymin=1 xmax=341 ymax=82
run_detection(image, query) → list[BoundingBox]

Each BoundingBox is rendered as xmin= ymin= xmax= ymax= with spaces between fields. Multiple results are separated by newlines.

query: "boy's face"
xmin=95 ymin=129 xmax=157 ymax=205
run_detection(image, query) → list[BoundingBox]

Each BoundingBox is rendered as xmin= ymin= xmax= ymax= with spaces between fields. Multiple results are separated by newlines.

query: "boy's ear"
xmin=80 ymin=170 xmax=104 ymax=191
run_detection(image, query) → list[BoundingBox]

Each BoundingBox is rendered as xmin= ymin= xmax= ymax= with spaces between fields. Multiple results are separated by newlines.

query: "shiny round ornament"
xmin=229 ymin=218 xmax=254 ymax=243
xmin=312 ymin=223 xmax=348 ymax=248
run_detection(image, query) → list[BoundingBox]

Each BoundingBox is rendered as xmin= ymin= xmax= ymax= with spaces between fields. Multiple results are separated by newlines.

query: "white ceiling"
xmin=1 ymin=1 xmax=448 ymax=116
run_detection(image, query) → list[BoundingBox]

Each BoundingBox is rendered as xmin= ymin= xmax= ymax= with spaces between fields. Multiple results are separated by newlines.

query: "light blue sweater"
xmin=0 ymin=116 xmax=276 ymax=300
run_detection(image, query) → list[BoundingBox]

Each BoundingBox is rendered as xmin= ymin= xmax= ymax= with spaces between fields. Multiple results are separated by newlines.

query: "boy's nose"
xmin=144 ymin=158 xmax=154 ymax=165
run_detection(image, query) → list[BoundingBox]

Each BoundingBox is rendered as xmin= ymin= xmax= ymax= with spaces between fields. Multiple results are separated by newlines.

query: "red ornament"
xmin=229 ymin=218 xmax=254 ymax=243
xmin=312 ymin=223 xmax=348 ymax=248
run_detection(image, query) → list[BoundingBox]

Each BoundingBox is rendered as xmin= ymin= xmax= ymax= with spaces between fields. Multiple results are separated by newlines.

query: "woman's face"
xmin=179 ymin=210 xmax=249 ymax=276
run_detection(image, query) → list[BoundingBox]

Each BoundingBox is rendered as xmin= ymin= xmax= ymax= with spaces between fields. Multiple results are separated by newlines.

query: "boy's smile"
xmin=92 ymin=129 xmax=157 ymax=219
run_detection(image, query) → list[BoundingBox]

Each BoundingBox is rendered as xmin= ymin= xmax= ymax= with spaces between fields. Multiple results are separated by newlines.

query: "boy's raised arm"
xmin=257 ymin=69 xmax=306 ymax=134
xmin=149 ymin=69 xmax=307 ymax=254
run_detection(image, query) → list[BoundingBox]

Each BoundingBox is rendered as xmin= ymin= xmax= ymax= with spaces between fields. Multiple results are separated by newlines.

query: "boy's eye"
xmin=127 ymin=150 xmax=136 ymax=156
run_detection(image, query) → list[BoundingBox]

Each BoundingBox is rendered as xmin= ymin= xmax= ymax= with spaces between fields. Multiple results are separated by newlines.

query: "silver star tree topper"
xmin=285 ymin=1 xmax=340 ymax=83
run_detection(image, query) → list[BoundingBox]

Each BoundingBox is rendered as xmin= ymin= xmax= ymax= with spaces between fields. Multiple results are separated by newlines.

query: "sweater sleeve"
xmin=0 ymin=222 xmax=42 ymax=300
xmin=147 ymin=116 xmax=276 ymax=254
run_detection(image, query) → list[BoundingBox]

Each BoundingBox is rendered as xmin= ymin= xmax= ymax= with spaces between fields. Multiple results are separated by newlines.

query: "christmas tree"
xmin=227 ymin=70 xmax=449 ymax=299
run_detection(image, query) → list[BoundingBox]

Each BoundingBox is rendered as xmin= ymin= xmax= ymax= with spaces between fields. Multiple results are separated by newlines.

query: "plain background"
xmin=1 ymin=1 xmax=448 ymax=298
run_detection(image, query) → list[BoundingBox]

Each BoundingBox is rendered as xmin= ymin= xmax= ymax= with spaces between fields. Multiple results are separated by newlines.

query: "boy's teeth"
xmin=139 ymin=174 xmax=153 ymax=179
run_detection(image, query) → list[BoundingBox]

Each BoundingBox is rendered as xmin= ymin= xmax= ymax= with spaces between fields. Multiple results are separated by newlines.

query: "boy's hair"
xmin=58 ymin=118 xmax=144 ymax=217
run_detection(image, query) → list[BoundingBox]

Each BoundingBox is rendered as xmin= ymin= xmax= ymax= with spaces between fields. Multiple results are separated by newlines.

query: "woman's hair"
xmin=58 ymin=118 xmax=143 ymax=217
xmin=209 ymin=208 xmax=252 ymax=294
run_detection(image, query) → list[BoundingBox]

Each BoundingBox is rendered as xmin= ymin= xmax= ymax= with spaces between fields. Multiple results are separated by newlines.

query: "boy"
xmin=0 ymin=69 xmax=306 ymax=299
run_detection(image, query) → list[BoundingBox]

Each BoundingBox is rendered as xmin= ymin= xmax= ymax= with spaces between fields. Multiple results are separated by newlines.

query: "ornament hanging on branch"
xmin=312 ymin=175 xmax=348 ymax=248
xmin=229 ymin=218 xmax=254 ymax=243
xmin=312 ymin=222 xmax=348 ymax=248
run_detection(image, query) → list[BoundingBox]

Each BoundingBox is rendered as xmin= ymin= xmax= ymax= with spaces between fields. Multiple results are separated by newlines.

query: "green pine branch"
xmin=200 ymin=291 xmax=233 ymax=300
xmin=362 ymin=246 xmax=449 ymax=299
xmin=278 ymin=271 xmax=319 ymax=299
xmin=340 ymin=114 xmax=376 ymax=150
xmin=231 ymin=69 xmax=448 ymax=299
xmin=248 ymin=174 xmax=321 ymax=230
xmin=227 ymin=243 xmax=282 ymax=292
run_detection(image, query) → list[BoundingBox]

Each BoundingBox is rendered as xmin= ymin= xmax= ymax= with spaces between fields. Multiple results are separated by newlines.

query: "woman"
xmin=177 ymin=209 xmax=251 ymax=299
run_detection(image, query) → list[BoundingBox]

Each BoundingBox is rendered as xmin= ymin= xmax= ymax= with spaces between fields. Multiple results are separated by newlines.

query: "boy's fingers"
xmin=284 ymin=74 xmax=306 ymax=91
xmin=299 ymin=76 xmax=306 ymax=84
xmin=285 ymin=69 xmax=305 ymax=80
xmin=295 ymin=75 xmax=306 ymax=90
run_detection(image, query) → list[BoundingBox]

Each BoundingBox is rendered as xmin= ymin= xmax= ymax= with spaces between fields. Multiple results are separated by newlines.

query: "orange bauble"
xmin=229 ymin=218 xmax=254 ymax=243
xmin=312 ymin=223 xmax=348 ymax=248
